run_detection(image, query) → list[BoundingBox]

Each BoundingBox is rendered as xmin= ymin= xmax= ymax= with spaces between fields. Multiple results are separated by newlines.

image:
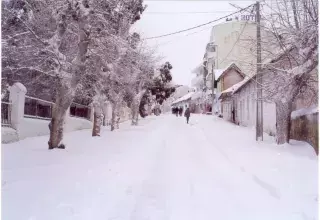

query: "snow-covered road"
xmin=2 ymin=115 xmax=318 ymax=220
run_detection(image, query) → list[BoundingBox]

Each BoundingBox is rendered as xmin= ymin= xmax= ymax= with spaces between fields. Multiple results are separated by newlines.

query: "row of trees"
xmin=2 ymin=0 xmax=175 ymax=149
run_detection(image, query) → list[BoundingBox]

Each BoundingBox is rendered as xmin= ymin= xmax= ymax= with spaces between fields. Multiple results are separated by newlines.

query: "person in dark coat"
xmin=184 ymin=107 xmax=191 ymax=124
xmin=232 ymin=108 xmax=235 ymax=123
xmin=179 ymin=107 xmax=183 ymax=116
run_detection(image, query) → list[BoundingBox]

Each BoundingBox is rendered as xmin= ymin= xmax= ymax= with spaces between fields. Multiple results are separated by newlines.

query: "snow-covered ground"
xmin=2 ymin=115 xmax=318 ymax=220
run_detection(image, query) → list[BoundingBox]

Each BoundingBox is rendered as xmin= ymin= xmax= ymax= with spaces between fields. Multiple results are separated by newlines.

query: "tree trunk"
xmin=131 ymin=90 xmax=146 ymax=126
xmin=131 ymin=102 xmax=139 ymax=126
xmin=111 ymin=101 xmax=118 ymax=131
xmin=48 ymin=15 xmax=89 ymax=149
xmin=275 ymin=101 xmax=293 ymax=144
xmin=48 ymin=87 xmax=72 ymax=149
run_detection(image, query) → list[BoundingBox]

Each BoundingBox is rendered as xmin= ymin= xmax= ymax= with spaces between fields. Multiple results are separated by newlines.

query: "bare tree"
xmin=2 ymin=0 xmax=146 ymax=148
xmin=258 ymin=0 xmax=318 ymax=144
xmin=226 ymin=0 xmax=318 ymax=144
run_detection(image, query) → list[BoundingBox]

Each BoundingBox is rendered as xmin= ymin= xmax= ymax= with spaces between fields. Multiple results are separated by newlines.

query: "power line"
xmin=143 ymin=3 xmax=255 ymax=40
xmin=145 ymin=11 xmax=235 ymax=14
xmin=155 ymin=25 xmax=213 ymax=47
xmin=145 ymin=0 xmax=256 ymax=1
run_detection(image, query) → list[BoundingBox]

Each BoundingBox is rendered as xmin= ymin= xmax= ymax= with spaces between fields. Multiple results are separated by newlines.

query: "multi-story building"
xmin=201 ymin=14 xmax=275 ymax=114
xmin=208 ymin=19 xmax=257 ymax=76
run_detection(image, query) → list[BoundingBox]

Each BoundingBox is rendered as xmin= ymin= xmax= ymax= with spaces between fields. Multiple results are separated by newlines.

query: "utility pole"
xmin=256 ymin=1 xmax=263 ymax=141
xmin=211 ymin=61 xmax=215 ymax=115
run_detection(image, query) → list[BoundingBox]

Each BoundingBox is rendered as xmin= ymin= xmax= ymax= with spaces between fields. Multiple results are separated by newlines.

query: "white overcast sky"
xmin=133 ymin=0 xmax=256 ymax=86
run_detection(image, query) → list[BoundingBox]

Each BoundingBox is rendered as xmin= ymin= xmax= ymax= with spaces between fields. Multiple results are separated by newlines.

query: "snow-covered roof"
xmin=231 ymin=77 xmax=252 ymax=93
xmin=171 ymin=92 xmax=195 ymax=105
xmin=191 ymin=91 xmax=203 ymax=100
xmin=221 ymin=77 xmax=249 ymax=94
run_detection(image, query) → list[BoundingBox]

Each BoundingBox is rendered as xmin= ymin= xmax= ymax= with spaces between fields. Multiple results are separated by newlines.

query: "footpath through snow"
xmin=2 ymin=115 xmax=318 ymax=220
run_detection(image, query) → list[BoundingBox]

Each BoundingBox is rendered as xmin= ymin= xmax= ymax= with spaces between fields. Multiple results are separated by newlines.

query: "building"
xmin=171 ymin=92 xmax=194 ymax=109
xmin=201 ymin=15 xmax=275 ymax=89
xmin=205 ymin=63 xmax=245 ymax=115
xmin=218 ymin=48 xmax=318 ymax=152
xmin=209 ymin=20 xmax=257 ymax=76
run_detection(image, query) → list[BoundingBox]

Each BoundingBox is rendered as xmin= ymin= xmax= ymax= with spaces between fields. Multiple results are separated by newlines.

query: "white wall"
xmin=210 ymin=21 xmax=257 ymax=75
xmin=2 ymin=83 xmax=133 ymax=144
xmin=222 ymin=100 xmax=232 ymax=121
xmin=233 ymin=80 xmax=276 ymax=135
xmin=17 ymin=116 xmax=93 ymax=140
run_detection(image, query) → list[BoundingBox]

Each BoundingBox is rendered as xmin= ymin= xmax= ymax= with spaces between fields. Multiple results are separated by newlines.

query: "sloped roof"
xmin=191 ymin=91 xmax=203 ymax=100
xmin=218 ymin=78 xmax=249 ymax=100
xmin=206 ymin=63 xmax=244 ymax=81
xmin=171 ymin=92 xmax=195 ymax=105
xmin=232 ymin=48 xmax=297 ymax=94
xmin=231 ymin=77 xmax=252 ymax=93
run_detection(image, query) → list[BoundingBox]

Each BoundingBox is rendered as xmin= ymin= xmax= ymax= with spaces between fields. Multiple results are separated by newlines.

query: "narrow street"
xmin=2 ymin=115 xmax=318 ymax=220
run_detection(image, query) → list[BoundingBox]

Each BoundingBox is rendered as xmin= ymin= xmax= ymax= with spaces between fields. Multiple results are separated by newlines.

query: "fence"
xmin=1 ymin=101 xmax=12 ymax=127
xmin=291 ymin=112 xmax=318 ymax=154
xmin=24 ymin=95 xmax=54 ymax=120
xmin=70 ymin=102 xmax=91 ymax=120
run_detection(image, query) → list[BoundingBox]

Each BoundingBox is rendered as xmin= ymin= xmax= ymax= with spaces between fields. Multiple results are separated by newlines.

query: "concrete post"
xmin=9 ymin=82 xmax=27 ymax=134
xmin=103 ymin=101 xmax=112 ymax=126
xmin=89 ymin=103 xmax=94 ymax=122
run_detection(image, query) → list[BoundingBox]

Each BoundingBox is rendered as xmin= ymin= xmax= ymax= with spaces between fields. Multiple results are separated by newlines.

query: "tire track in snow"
xmin=186 ymin=120 xmax=285 ymax=218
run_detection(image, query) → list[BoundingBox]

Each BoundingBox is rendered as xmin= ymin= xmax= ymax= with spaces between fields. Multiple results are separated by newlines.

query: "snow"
xmin=2 ymin=117 xmax=93 ymax=142
xmin=1 ymin=126 xmax=18 ymax=143
xmin=191 ymin=91 xmax=203 ymax=100
xmin=214 ymin=68 xmax=225 ymax=79
xmin=291 ymin=106 xmax=319 ymax=119
xmin=232 ymin=76 xmax=251 ymax=93
xmin=171 ymin=92 xmax=194 ymax=105
xmin=221 ymin=77 xmax=249 ymax=94
xmin=191 ymin=63 xmax=204 ymax=75
xmin=2 ymin=115 xmax=318 ymax=220
xmin=191 ymin=74 xmax=203 ymax=88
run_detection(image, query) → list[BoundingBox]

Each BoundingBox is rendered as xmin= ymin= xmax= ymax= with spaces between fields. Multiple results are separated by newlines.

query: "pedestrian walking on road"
xmin=179 ymin=107 xmax=183 ymax=116
xmin=184 ymin=107 xmax=191 ymax=124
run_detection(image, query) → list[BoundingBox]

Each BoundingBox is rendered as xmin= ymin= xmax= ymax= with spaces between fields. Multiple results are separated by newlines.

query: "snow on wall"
xmin=3 ymin=116 xmax=93 ymax=143
xmin=64 ymin=116 xmax=92 ymax=133
xmin=18 ymin=117 xmax=51 ymax=139
xmin=231 ymin=78 xmax=276 ymax=135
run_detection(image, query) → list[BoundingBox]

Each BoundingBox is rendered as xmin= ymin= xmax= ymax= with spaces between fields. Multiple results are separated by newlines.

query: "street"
xmin=2 ymin=115 xmax=318 ymax=220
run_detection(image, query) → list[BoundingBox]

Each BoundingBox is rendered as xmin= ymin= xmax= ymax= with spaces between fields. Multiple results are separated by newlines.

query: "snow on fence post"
xmin=9 ymin=82 xmax=27 ymax=134
xmin=103 ymin=102 xmax=112 ymax=126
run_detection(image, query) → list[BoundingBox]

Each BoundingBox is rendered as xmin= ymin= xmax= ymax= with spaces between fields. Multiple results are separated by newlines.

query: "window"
xmin=206 ymin=43 xmax=216 ymax=52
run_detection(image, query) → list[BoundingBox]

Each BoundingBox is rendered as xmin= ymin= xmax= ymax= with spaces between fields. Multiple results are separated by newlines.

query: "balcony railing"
xmin=24 ymin=96 xmax=91 ymax=121
xmin=24 ymin=96 xmax=54 ymax=120
xmin=69 ymin=102 xmax=91 ymax=120
xmin=1 ymin=101 xmax=12 ymax=127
